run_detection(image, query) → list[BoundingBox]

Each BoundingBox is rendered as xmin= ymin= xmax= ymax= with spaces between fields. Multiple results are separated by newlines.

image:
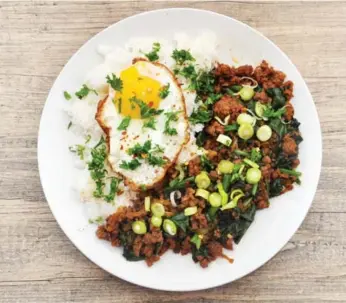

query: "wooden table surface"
xmin=1 ymin=1 xmax=346 ymax=302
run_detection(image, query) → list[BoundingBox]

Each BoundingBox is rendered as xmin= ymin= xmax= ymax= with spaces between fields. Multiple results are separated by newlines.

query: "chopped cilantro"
xmin=159 ymin=83 xmax=170 ymax=99
xmin=189 ymin=108 xmax=212 ymax=125
xmin=69 ymin=145 xmax=86 ymax=160
xmin=119 ymin=159 xmax=141 ymax=170
xmin=178 ymin=65 xmax=197 ymax=80
xmin=117 ymin=116 xmax=131 ymax=131
xmin=172 ymin=49 xmax=195 ymax=65
xmin=85 ymin=134 xmax=91 ymax=144
xmin=164 ymin=111 xmax=180 ymax=136
xmin=75 ymin=84 xmax=97 ymax=99
xmin=104 ymin=177 xmax=121 ymax=202
xmin=88 ymin=139 xmax=107 ymax=198
xmin=144 ymin=42 xmax=161 ymax=61
xmin=64 ymin=91 xmax=71 ymax=100
xmin=205 ymin=93 xmax=222 ymax=105
xmin=88 ymin=216 xmax=104 ymax=224
xmin=152 ymin=144 xmax=165 ymax=153
xmin=250 ymin=148 xmax=262 ymax=163
xmin=190 ymin=71 xmax=215 ymax=94
xmin=143 ymin=117 xmax=157 ymax=130
xmin=130 ymin=97 xmax=163 ymax=119
xmin=128 ymin=140 xmax=152 ymax=159
xmin=106 ymin=74 xmax=123 ymax=92
xmin=148 ymin=154 xmax=167 ymax=167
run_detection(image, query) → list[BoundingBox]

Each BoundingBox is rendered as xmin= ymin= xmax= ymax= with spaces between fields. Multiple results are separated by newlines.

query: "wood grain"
xmin=1 ymin=1 xmax=346 ymax=302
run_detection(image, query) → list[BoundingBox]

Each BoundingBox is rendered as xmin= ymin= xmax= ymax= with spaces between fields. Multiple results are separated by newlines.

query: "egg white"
xmin=96 ymin=60 xmax=189 ymax=189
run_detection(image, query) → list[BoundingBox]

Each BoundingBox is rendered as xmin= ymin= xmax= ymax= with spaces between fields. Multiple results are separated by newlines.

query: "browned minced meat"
xmin=255 ymin=181 xmax=270 ymax=209
xmin=254 ymin=90 xmax=272 ymax=103
xmin=283 ymin=80 xmax=294 ymax=101
xmin=282 ymin=134 xmax=298 ymax=155
xmin=254 ymin=60 xmax=286 ymax=89
xmin=180 ymin=187 xmax=205 ymax=209
xmin=284 ymin=102 xmax=294 ymax=121
xmin=205 ymin=120 xmax=225 ymax=136
xmin=190 ymin=212 xmax=208 ymax=230
xmin=208 ymin=241 xmax=224 ymax=259
xmin=188 ymin=157 xmax=202 ymax=176
xmin=143 ymin=229 xmax=163 ymax=245
xmin=235 ymin=65 xmax=254 ymax=76
xmin=180 ymin=236 xmax=192 ymax=255
xmin=213 ymin=95 xmax=245 ymax=120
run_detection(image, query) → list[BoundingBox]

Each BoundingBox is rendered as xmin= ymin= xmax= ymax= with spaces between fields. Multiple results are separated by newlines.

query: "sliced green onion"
xmin=216 ymin=134 xmax=232 ymax=147
xmin=239 ymin=164 xmax=245 ymax=175
xmin=132 ymin=220 xmax=147 ymax=235
xmin=243 ymin=158 xmax=259 ymax=169
xmin=256 ymin=125 xmax=272 ymax=142
xmin=151 ymin=215 xmax=163 ymax=227
xmin=217 ymin=183 xmax=229 ymax=205
xmin=217 ymin=160 xmax=234 ymax=174
xmin=176 ymin=164 xmax=185 ymax=181
xmin=208 ymin=192 xmax=222 ymax=207
xmin=239 ymin=86 xmax=255 ymax=101
xmin=144 ymin=196 xmax=151 ymax=212
xmin=195 ymin=171 xmax=211 ymax=189
xmin=255 ymin=102 xmax=268 ymax=120
xmin=230 ymin=189 xmax=244 ymax=200
xmin=151 ymin=203 xmax=165 ymax=217
xmin=190 ymin=233 xmax=203 ymax=250
xmin=240 ymin=77 xmax=258 ymax=89
xmin=195 ymin=188 xmax=210 ymax=200
xmin=221 ymin=192 xmax=244 ymax=210
xmin=234 ymin=149 xmax=250 ymax=157
xmin=238 ymin=123 xmax=254 ymax=140
xmin=184 ymin=206 xmax=198 ymax=216
xmin=279 ymin=168 xmax=302 ymax=177
xmin=236 ymin=113 xmax=255 ymax=126
xmin=215 ymin=115 xmax=230 ymax=126
xmin=252 ymin=183 xmax=258 ymax=196
xmin=163 ymin=219 xmax=177 ymax=236
xmin=246 ymin=167 xmax=262 ymax=184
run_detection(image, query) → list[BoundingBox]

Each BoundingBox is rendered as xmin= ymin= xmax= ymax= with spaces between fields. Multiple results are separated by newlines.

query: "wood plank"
xmin=0 ymin=1 xmax=345 ymax=78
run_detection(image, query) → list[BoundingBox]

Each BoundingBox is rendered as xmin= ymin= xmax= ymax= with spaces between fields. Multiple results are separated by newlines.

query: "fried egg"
xmin=96 ymin=59 xmax=189 ymax=189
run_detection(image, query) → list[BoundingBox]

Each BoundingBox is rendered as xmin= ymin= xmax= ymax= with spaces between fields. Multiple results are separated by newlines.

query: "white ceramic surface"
xmin=38 ymin=8 xmax=322 ymax=291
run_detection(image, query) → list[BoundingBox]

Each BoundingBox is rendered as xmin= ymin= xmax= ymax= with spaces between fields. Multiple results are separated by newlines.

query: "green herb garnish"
xmin=164 ymin=111 xmax=180 ymax=135
xmin=117 ymin=116 xmax=131 ymax=131
xmin=69 ymin=145 xmax=86 ymax=160
xmin=159 ymin=83 xmax=170 ymax=99
xmin=172 ymin=49 xmax=195 ymax=65
xmin=144 ymin=42 xmax=161 ymax=61
xmin=106 ymin=74 xmax=123 ymax=92
xmin=75 ymin=84 xmax=97 ymax=99
xmin=64 ymin=91 xmax=72 ymax=100
xmin=143 ymin=117 xmax=157 ymax=130
xmin=263 ymin=106 xmax=286 ymax=119
xmin=67 ymin=121 xmax=72 ymax=129
xmin=148 ymin=154 xmax=167 ymax=167
xmin=88 ymin=216 xmax=104 ymax=224
xmin=189 ymin=108 xmax=212 ymax=125
xmin=128 ymin=140 xmax=152 ymax=158
xmin=119 ymin=159 xmax=141 ymax=170
xmin=130 ymin=97 xmax=163 ymax=119
xmin=224 ymin=124 xmax=238 ymax=132
xmin=104 ymin=177 xmax=122 ymax=202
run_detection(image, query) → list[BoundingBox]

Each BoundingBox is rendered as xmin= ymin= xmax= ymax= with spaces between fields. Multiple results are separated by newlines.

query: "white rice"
xmin=64 ymin=32 xmax=219 ymax=221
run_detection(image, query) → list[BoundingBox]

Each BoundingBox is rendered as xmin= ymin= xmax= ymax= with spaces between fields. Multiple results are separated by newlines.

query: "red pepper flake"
xmin=120 ymin=145 xmax=124 ymax=150
xmin=117 ymin=190 xmax=124 ymax=196
xmin=122 ymin=131 xmax=127 ymax=135
xmin=134 ymin=135 xmax=139 ymax=140
xmin=148 ymin=101 xmax=154 ymax=108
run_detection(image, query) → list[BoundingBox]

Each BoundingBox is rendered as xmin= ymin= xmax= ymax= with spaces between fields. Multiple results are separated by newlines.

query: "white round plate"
xmin=38 ymin=8 xmax=322 ymax=291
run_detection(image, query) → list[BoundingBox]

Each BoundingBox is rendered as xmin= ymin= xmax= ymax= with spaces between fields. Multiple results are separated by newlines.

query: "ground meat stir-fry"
xmin=97 ymin=60 xmax=302 ymax=268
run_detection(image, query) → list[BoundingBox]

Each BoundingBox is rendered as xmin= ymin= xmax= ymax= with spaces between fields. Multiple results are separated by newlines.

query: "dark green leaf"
xmin=170 ymin=212 xmax=189 ymax=232
xmin=266 ymin=87 xmax=286 ymax=109
xmin=122 ymin=247 xmax=145 ymax=261
xmin=224 ymin=124 xmax=238 ymax=132
xmin=269 ymin=118 xmax=288 ymax=138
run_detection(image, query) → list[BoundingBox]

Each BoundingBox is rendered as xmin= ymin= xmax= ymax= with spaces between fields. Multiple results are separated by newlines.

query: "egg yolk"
xmin=113 ymin=65 xmax=162 ymax=119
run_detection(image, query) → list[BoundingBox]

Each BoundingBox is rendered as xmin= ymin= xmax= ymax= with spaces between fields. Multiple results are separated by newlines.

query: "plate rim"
xmin=38 ymin=7 xmax=322 ymax=291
